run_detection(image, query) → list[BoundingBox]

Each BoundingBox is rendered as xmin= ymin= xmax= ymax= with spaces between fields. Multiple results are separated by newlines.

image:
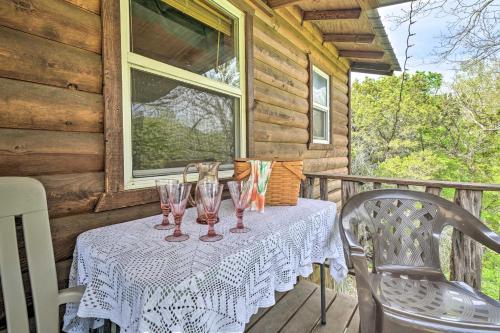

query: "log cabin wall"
xmin=249 ymin=2 xmax=350 ymax=203
xmin=0 ymin=0 xmax=349 ymax=325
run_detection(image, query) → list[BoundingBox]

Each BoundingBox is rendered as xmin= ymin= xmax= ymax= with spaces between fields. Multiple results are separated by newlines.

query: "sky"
xmin=351 ymin=2 xmax=459 ymax=83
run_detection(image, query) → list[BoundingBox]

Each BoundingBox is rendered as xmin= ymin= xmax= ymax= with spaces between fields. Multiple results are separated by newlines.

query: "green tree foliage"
xmin=351 ymin=61 xmax=499 ymax=298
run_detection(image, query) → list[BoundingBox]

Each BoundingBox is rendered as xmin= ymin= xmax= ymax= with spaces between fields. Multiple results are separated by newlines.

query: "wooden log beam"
xmin=267 ymin=0 xmax=302 ymax=9
xmin=323 ymin=34 xmax=375 ymax=44
xmin=351 ymin=62 xmax=393 ymax=75
xmin=351 ymin=68 xmax=393 ymax=76
xmin=0 ymin=78 xmax=103 ymax=133
xmin=65 ymin=0 xmax=101 ymax=14
xmin=333 ymin=100 xmax=349 ymax=115
xmin=0 ymin=129 xmax=104 ymax=176
xmin=254 ymin=101 xmax=309 ymax=129
xmin=450 ymin=189 xmax=484 ymax=289
xmin=351 ymin=62 xmax=391 ymax=71
xmin=254 ymin=80 xmax=309 ymax=114
xmin=332 ymin=110 xmax=349 ymax=126
xmin=254 ymin=59 xmax=309 ymax=99
xmin=303 ymin=157 xmax=348 ymax=173
xmin=51 ymin=203 xmax=161 ymax=262
xmin=254 ymin=121 xmax=309 ymax=143
xmin=339 ymin=50 xmax=385 ymax=59
xmin=253 ymin=7 xmax=349 ymax=80
xmin=253 ymin=16 xmax=308 ymax=68
xmin=247 ymin=0 xmax=274 ymax=17
xmin=254 ymin=39 xmax=309 ymax=83
xmin=34 ymin=172 xmax=104 ymax=218
xmin=280 ymin=6 xmax=350 ymax=72
xmin=302 ymin=8 xmax=361 ymax=21
xmin=0 ymin=26 xmax=102 ymax=94
xmin=332 ymin=89 xmax=349 ymax=105
xmin=0 ymin=0 xmax=102 ymax=53
xmin=255 ymin=142 xmax=308 ymax=159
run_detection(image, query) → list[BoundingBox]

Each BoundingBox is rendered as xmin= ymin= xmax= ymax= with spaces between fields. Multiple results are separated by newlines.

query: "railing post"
xmin=302 ymin=176 xmax=314 ymax=199
xmin=450 ymin=189 xmax=483 ymax=289
xmin=373 ymin=182 xmax=382 ymax=189
xmin=319 ymin=178 xmax=328 ymax=201
xmin=425 ymin=186 xmax=442 ymax=196
xmin=341 ymin=180 xmax=358 ymax=206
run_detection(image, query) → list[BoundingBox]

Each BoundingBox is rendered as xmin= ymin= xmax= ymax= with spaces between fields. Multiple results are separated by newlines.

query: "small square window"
xmin=312 ymin=66 xmax=330 ymax=144
xmin=313 ymin=108 xmax=327 ymax=138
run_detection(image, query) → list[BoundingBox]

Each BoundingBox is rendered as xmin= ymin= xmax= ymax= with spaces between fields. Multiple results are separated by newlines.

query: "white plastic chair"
xmin=0 ymin=177 xmax=84 ymax=333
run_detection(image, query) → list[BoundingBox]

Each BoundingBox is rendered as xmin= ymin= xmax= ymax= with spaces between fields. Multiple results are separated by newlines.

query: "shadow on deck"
xmin=245 ymin=280 xmax=359 ymax=333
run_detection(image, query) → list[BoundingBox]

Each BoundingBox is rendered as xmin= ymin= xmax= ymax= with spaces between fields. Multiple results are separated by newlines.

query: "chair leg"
xmin=320 ymin=263 xmax=326 ymax=325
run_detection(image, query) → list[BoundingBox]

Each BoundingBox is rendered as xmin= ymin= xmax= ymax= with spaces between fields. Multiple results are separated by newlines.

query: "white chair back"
xmin=0 ymin=177 xmax=59 ymax=332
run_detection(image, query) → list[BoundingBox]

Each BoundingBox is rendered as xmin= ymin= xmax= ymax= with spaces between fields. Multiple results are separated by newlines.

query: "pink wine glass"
xmin=154 ymin=179 xmax=179 ymax=230
xmin=165 ymin=183 xmax=192 ymax=242
xmin=198 ymin=183 xmax=224 ymax=242
xmin=227 ymin=180 xmax=252 ymax=233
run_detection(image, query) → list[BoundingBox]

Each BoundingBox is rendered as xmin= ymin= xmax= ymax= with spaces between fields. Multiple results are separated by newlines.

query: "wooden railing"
xmin=302 ymin=172 xmax=500 ymax=291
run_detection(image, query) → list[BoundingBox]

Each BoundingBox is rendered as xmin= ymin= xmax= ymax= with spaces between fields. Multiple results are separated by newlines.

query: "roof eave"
xmin=364 ymin=8 xmax=402 ymax=72
xmin=375 ymin=0 xmax=413 ymax=8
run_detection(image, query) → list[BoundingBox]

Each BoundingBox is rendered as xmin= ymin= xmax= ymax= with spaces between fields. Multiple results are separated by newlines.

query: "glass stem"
xmin=161 ymin=205 xmax=170 ymax=225
xmin=207 ymin=215 xmax=216 ymax=237
xmin=173 ymin=215 xmax=182 ymax=237
xmin=236 ymin=209 xmax=244 ymax=229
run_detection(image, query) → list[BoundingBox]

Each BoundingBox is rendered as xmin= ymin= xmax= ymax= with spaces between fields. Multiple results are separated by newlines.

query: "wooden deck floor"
xmin=245 ymin=280 xmax=359 ymax=333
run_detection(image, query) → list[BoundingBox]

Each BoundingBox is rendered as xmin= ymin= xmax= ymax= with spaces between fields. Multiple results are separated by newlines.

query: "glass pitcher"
xmin=183 ymin=162 xmax=220 ymax=224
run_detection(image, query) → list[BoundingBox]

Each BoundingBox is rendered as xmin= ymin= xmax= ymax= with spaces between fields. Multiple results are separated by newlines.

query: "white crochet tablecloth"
xmin=63 ymin=198 xmax=347 ymax=333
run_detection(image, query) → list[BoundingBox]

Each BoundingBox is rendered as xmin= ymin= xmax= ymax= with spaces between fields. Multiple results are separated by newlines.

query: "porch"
xmin=245 ymin=280 xmax=358 ymax=333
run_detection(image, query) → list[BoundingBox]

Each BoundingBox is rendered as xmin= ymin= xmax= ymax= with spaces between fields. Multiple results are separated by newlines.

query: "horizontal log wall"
xmin=0 ymin=0 xmax=161 ymax=324
xmin=249 ymin=3 xmax=350 ymax=203
xmin=0 ymin=0 xmax=350 ymax=324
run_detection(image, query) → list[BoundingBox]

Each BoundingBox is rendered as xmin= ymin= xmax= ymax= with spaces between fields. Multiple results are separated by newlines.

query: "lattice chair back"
xmin=363 ymin=195 xmax=440 ymax=268
xmin=0 ymin=177 xmax=60 ymax=333
xmin=340 ymin=189 xmax=490 ymax=273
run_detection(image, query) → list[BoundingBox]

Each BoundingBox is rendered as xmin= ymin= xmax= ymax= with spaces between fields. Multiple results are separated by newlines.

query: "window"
xmin=121 ymin=0 xmax=246 ymax=189
xmin=311 ymin=66 xmax=330 ymax=144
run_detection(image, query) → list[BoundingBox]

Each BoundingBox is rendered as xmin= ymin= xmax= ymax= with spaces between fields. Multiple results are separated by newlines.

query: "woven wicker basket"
xmin=233 ymin=158 xmax=305 ymax=206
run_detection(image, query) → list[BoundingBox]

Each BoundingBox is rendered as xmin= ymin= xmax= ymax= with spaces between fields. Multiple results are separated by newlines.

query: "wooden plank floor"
xmin=245 ymin=280 xmax=359 ymax=333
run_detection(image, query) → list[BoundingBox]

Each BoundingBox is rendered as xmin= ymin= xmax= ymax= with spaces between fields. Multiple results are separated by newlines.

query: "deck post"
xmin=320 ymin=263 xmax=326 ymax=325
xmin=450 ymin=189 xmax=483 ymax=289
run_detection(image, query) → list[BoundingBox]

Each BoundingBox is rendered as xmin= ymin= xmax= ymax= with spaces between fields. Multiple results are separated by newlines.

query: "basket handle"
xmin=281 ymin=163 xmax=306 ymax=180
xmin=234 ymin=161 xmax=305 ymax=181
xmin=234 ymin=166 xmax=251 ymax=180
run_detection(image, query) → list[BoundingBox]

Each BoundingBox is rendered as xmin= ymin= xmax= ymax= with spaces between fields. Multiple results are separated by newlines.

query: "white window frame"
xmin=312 ymin=66 xmax=330 ymax=144
xmin=120 ymin=0 xmax=246 ymax=190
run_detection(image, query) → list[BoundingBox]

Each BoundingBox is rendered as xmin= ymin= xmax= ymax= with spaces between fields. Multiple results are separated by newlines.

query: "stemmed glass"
xmin=227 ymin=180 xmax=252 ymax=233
xmin=154 ymin=179 xmax=179 ymax=230
xmin=198 ymin=183 xmax=224 ymax=242
xmin=165 ymin=183 xmax=192 ymax=242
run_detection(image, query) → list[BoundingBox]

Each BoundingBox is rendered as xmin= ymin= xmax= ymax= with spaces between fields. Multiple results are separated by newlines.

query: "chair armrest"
xmin=449 ymin=215 xmax=500 ymax=254
xmin=476 ymin=228 xmax=500 ymax=253
xmin=343 ymin=227 xmax=365 ymax=254
xmin=58 ymin=285 xmax=85 ymax=305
